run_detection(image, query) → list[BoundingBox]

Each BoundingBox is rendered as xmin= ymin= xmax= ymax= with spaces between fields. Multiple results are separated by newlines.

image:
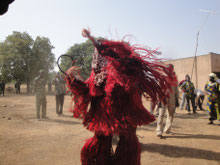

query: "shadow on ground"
xmin=174 ymin=112 xmax=208 ymax=119
xmin=163 ymin=133 xmax=220 ymax=140
xmin=41 ymin=118 xmax=81 ymax=125
xmin=141 ymin=143 xmax=220 ymax=161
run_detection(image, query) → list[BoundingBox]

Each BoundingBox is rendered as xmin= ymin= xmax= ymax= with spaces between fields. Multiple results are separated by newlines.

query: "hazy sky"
xmin=0 ymin=0 xmax=219 ymax=61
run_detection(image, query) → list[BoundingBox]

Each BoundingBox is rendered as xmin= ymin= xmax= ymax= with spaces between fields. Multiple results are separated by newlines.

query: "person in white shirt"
xmin=156 ymin=64 xmax=179 ymax=137
xmin=194 ymin=89 xmax=205 ymax=110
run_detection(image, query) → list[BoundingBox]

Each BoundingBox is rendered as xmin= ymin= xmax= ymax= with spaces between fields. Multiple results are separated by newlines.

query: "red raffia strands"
xmin=66 ymin=35 xmax=177 ymax=165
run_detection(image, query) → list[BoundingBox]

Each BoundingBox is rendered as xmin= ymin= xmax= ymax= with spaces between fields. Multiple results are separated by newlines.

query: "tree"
xmin=59 ymin=39 xmax=94 ymax=79
xmin=0 ymin=31 xmax=55 ymax=93
xmin=32 ymin=36 xmax=55 ymax=81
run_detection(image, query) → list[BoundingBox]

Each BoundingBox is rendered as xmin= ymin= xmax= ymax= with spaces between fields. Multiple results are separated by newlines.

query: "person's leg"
xmin=114 ymin=127 xmax=140 ymax=165
xmin=60 ymin=94 xmax=65 ymax=115
xmin=180 ymin=92 xmax=185 ymax=110
xmin=81 ymin=133 xmax=113 ymax=165
xmin=191 ymin=96 xmax=196 ymax=113
xmin=156 ymin=105 xmax=166 ymax=136
xmin=199 ymin=96 xmax=204 ymax=110
xmin=164 ymin=105 xmax=175 ymax=133
xmin=42 ymin=96 xmax=47 ymax=118
xmin=149 ymin=101 xmax=154 ymax=114
xmin=216 ymin=102 xmax=220 ymax=120
xmin=195 ymin=94 xmax=199 ymax=110
xmin=154 ymin=102 xmax=161 ymax=115
xmin=55 ymin=94 xmax=60 ymax=115
xmin=186 ymin=96 xmax=190 ymax=112
xmin=208 ymin=102 xmax=216 ymax=124
xmin=36 ymin=96 xmax=40 ymax=119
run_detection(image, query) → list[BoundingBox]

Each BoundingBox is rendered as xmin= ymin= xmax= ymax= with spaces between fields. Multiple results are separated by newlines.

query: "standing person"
xmin=65 ymin=29 xmax=177 ymax=165
xmin=181 ymin=74 xmax=196 ymax=114
xmin=34 ymin=70 xmax=47 ymax=120
xmin=179 ymin=78 xmax=186 ymax=110
xmin=52 ymin=73 xmax=66 ymax=116
xmin=194 ymin=89 xmax=205 ymax=111
xmin=156 ymin=64 xmax=179 ymax=137
xmin=205 ymin=73 xmax=220 ymax=124
xmin=14 ymin=80 xmax=21 ymax=94
xmin=47 ymin=81 xmax=52 ymax=93
xmin=0 ymin=80 xmax=6 ymax=96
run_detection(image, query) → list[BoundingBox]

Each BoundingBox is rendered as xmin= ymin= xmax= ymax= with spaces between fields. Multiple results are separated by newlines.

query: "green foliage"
xmin=0 ymin=31 xmax=55 ymax=92
xmin=32 ymin=36 xmax=55 ymax=80
xmin=59 ymin=39 xmax=93 ymax=79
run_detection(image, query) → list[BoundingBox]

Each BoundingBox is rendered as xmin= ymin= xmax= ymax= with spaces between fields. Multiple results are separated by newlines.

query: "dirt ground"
xmin=0 ymin=93 xmax=220 ymax=165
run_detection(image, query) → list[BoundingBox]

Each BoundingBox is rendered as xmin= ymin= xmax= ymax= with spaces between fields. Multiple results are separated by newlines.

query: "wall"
xmin=164 ymin=53 xmax=214 ymax=90
xmin=210 ymin=53 xmax=220 ymax=73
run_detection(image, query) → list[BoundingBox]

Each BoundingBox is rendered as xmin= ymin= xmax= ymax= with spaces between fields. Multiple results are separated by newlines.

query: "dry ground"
xmin=0 ymin=93 xmax=220 ymax=165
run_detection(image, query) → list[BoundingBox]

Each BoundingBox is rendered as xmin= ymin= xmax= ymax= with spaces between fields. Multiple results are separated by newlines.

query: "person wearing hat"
xmin=205 ymin=73 xmax=220 ymax=124
xmin=34 ymin=70 xmax=47 ymax=120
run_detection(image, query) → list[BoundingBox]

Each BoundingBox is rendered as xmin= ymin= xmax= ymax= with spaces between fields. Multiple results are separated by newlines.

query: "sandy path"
xmin=0 ymin=94 xmax=220 ymax=165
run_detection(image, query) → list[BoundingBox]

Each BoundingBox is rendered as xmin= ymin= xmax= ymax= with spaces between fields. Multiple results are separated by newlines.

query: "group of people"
xmin=31 ymin=29 xmax=220 ymax=165
xmin=0 ymin=80 xmax=21 ymax=96
xmin=34 ymin=70 xmax=66 ymax=120
xmin=179 ymin=73 xmax=220 ymax=124
xmin=179 ymin=74 xmax=205 ymax=113
xmin=155 ymin=71 xmax=220 ymax=138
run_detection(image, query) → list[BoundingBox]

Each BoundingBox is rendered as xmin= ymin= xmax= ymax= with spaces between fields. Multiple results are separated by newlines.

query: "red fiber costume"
xmin=66 ymin=29 xmax=177 ymax=165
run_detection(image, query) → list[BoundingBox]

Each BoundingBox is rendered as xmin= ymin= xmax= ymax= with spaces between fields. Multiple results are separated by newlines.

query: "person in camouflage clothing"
xmin=180 ymin=74 xmax=196 ymax=114
xmin=34 ymin=70 xmax=47 ymax=120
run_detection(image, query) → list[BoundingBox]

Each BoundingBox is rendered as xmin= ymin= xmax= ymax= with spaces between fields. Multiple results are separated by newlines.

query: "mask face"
xmin=92 ymin=49 xmax=108 ymax=86
xmin=92 ymin=49 xmax=107 ymax=73
xmin=209 ymin=77 xmax=215 ymax=83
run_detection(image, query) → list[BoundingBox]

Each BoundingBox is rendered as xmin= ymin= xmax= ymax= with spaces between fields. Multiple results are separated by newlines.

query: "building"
xmin=165 ymin=52 xmax=220 ymax=90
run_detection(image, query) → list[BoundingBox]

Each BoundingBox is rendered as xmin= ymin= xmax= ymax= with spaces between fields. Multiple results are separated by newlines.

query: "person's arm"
xmin=204 ymin=82 xmax=212 ymax=95
xmin=215 ymin=83 xmax=220 ymax=95
xmin=204 ymin=83 xmax=208 ymax=91
xmin=66 ymin=67 xmax=89 ymax=96
xmin=180 ymin=82 xmax=185 ymax=92
xmin=61 ymin=78 xmax=66 ymax=93
xmin=175 ymin=85 xmax=180 ymax=107
xmin=66 ymin=66 xmax=91 ymax=119
xmin=192 ymin=82 xmax=195 ymax=91
xmin=33 ymin=78 xmax=37 ymax=92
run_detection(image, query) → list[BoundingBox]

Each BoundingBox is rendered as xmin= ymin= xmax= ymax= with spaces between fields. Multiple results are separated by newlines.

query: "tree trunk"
xmin=26 ymin=79 xmax=30 ymax=94
xmin=48 ymin=82 xmax=52 ymax=93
